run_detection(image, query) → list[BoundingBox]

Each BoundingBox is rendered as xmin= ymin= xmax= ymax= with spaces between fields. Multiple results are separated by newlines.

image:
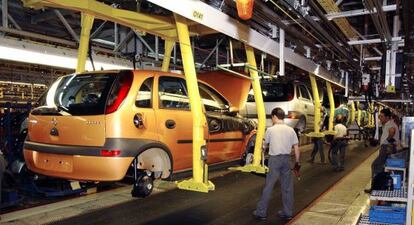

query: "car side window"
xmin=299 ymin=85 xmax=311 ymax=100
xmin=159 ymin=77 xmax=189 ymax=110
xmin=135 ymin=77 xmax=153 ymax=108
xmin=198 ymin=83 xmax=229 ymax=112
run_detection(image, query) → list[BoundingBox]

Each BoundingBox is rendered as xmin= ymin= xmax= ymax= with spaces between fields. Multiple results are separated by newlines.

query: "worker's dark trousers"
xmin=310 ymin=138 xmax=325 ymax=163
xmin=0 ymin=154 xmax=6 ymax=204
xmin=256 ymin=155 xmax=293 ymax=217
xmin=371 ymin=144 xmax=396 ymax=179
xmin=331 ymin=139 xmax=347 ymax=169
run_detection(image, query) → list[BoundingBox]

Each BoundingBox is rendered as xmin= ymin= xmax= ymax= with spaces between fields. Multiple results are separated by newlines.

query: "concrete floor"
xmin=1 ymin=141 xmax=377 ymax=225
xmin=291 ymin=149 xmax=376 ymax=225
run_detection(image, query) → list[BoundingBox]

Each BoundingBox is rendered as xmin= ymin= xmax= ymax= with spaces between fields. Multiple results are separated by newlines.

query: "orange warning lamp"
xmin=236 ymin=0 xmax=254 ymax=20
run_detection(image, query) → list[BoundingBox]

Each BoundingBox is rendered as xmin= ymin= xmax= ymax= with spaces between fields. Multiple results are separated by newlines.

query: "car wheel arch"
xmin=132 ymin=142 xmax=174 ymax=180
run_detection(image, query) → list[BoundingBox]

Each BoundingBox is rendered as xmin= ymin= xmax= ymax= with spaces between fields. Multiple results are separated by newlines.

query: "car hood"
xmin=198 ymin=71 xmax=251 ymax=112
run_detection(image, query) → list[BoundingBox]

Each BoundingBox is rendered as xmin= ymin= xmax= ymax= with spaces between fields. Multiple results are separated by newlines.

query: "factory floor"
xmin=1 ymin=141 xmax=377 ymax=225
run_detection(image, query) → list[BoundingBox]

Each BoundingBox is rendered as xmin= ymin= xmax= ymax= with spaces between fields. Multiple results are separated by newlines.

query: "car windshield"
xmin=247 ymin=82 xmax=294 ymax=102
xmin=33 ymin=73 xmax=117 ymax=116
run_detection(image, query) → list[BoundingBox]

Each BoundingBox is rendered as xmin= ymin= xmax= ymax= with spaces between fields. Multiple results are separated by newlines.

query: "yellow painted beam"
xmin=326 ymin=81 xmax=335 ymax=133
xmin=229 ymin=45 xmax=267 ymax=174
xmin=22 ymin=0 xmax=179 ymax=40
xmin=174 ymin=14 xmax=214 ymax=193
xmin=368 ymin=103 xmax=375 ymax=127
xmin=357 ymin=101 xmax=361 ymax=126
xmin=244 ymin=45 xmax=267 ymax=173
xmin=350 ymin=101 xmax=356 ymax=123
xmin=307 ymin=74 xmax=325 ymax=138
xmin=161 ymin=39 xmax=175 ymax=72
xmin=76 ymin=13 xmax=94 ymax=73
xmin=270 ymin=63 xmax=277 ymax=77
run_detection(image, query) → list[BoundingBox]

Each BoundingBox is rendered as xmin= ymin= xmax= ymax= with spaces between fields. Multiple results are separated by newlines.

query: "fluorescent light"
xmin=0 ymin=37 xmax=132 ymax=71
xmin=0 ymin=80 xmax=47 ymax=87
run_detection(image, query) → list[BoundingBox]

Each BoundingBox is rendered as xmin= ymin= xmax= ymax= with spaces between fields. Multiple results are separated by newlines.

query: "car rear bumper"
xmin=23 ymin=138 xmax=165 ymax=181
xmin=24 ymin=149 xmax=133 ymax=181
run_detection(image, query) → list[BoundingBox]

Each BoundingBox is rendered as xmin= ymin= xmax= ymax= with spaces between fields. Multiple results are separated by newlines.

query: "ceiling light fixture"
xmin=0 ymin=37 xmax=132 ymax=71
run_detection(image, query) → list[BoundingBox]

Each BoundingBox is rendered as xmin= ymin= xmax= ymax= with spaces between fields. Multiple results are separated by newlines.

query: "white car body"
xmin=241 ymin=81 xmax=315 ymax=132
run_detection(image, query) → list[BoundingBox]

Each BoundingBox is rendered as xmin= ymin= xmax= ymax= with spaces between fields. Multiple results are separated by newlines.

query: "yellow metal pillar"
xmin=76 ymin=13 xmax=95 ymax=73
xmin=161 ymin=39 xmax=175 ymax=72
xmin=350 ymin=101 xmax=356 ymax=124
xmin=229 ymin=45 xmax=267 ymax=174
xmin=270 ymin=63 xmax=277 ymax=77
xmin=324 ymin=81 xmax=336 ymax=135
xmin=357 ymin=101 xmax=362 ymax=126
xmin=174 ymin=14 xmax=214 ymax=193
xmin=368 ymin=103 xmax=375 ymax=127
xmin=307 ymin=74 xmax=324 ymax=138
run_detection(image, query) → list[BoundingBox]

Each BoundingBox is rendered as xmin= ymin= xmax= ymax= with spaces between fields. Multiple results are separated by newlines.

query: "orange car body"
xmin=24 ymin=70 xmax=255 ymax=181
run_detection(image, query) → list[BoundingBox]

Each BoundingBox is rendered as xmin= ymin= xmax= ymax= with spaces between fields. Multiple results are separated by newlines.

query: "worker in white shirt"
xmin=253 ymin=107 xmax=300 ymax=221
xmin=331 ymin=114 xmax=348 ymax=172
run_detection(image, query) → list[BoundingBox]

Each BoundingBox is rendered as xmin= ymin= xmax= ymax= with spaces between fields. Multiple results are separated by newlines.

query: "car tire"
xmin=131 ymin=173 xmax=154 ymax=198
xmin=295 ymin=117 xmax=306 ymax=134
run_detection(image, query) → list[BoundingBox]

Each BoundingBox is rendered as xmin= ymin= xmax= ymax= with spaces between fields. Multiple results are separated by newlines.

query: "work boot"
xmin=252 ymin=210 xmax=266 ymax=221
xmin=277 ymin=210 xmax=292 ymax=220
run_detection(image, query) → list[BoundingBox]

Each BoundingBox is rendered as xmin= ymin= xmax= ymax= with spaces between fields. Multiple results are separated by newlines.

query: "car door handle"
xmin=304 ymin=105 xmax=308 ymax=109
xmin=165 ymin=120 xmax=176 ymax=129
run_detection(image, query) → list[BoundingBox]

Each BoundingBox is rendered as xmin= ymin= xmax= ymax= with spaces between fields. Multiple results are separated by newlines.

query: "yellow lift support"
xmin=350 ymin=101 xmax=356 ymax=124
xmin=307 ymin=74 xmax=325 ymax=138
xmin=173 ymin=14 xmax=214 ymax=192
xmin=230 ymin=45 xmax=267 ymax=174
xmin=76 ymin=13 xmax=94 ymax=73
xmin=324 ymin=81 xmax=336 ymax=135
xmin=356 ymin=101 xmax=362 ymax=126
xmin=161 ymin=40 xmax=175 ymax=72
xmin=366 ymin=102 xmax=375 ymax=128
xmin=22 ymin=0 xmax=219 ymax=193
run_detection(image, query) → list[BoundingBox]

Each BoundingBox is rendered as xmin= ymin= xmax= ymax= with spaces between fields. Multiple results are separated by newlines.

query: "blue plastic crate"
xmin=391 ymin=174 xmax=402 ymax=189
xmin=386 ymin=158 xmax=406 ymax=168
xmin=369 ymin=205 xmax=406 ymax=225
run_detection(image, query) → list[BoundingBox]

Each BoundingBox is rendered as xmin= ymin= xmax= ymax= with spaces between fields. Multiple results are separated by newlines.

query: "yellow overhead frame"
xmin=324 ymin=81 xmax=336 ymax=135
xmin=161 ymin=39 xmax=175 ymax=72
xmin=356 ymin=101 xmax=362 ymax=126
xmin=368 ymin=102 xmax=375 ymax=128
xmin=230 ymin=45 xmax=267 ymax=174
xmin=22 ymin=0 xmax=216 ymax=41
xmin=307 ymin=74 xmax=325 ymax=138
xmin=76 ymin=13 xmax=94 ymax=73
xmin=350 ymin=101 xmax=356 ymax=124
xmin=174 ymin=14 xmax=214 ymax=193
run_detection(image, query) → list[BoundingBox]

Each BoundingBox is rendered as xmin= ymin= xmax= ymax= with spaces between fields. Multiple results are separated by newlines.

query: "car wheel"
xmin=241 ymin=134 xmax=256 ymax=166
xmin=131 ymin=172 xmax=154 ymax=198
xmin=295 ymin=117 xmax=306 ymax=134
xmin=243 ymin=152 xmax=254 ymax=166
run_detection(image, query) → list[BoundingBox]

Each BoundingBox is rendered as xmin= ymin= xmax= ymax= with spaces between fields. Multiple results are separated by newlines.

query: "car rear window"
xmin=247 ymin=82 xmax=294 ymax=102
xmin=33 ymin=72 xmax=130 ymax=116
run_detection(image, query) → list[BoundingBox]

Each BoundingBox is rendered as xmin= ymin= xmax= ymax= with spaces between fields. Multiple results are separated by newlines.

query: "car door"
xmin=198 ymin=83 xmax=245 ymax=163
xmin=298 ymin=85 xmax=314 ymax=131
xmin=154 ymin=76 xmax=193 ymax=172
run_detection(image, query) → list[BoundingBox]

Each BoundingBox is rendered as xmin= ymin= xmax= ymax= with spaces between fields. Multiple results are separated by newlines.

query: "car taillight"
xmin=106 ymin=73 xmax=133 ymax=114
xmin=100 ymin=149 xmax=121 ymax=157
xmin=287 ymin=112 xmax=296 ymax=119
xmin=287 ymin=93 xmax=294 ymax=101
